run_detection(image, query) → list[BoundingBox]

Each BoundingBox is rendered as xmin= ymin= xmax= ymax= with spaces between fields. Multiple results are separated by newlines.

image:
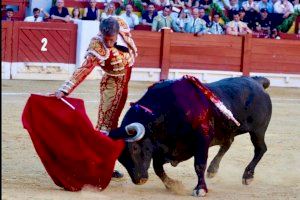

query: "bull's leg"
xmin=207 ymin=139 xmax=233 ymax=178
xmin=242 ymin=129 xmax=267 ymax=185
xmin=153 ymin=155 xmax=182 ymax=191
xmin=193 ymin=134 xmax=211 ymax=197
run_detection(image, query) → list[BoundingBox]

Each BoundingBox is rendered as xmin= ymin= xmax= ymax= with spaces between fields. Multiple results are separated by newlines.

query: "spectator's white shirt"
xmin=242 ymin=1 xmax=259 ymax=12
xmin=100 ymin=13 xmax=116 ymax=20
xmin=229 ymin=2 xmax=240 ymax=10
xmin=24 ymin=16 xmax=43 ymax=22
xmin=120 ymin=13 xmax=139 ymax=29
xmin=274 ymin=0 xmax=294 ymax=14
xmin=151 ymin=0 xmax=171 ymax=6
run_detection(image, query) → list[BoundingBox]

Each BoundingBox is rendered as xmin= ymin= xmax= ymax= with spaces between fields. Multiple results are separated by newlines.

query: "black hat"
xmin=260 ymin=8 xmax=268 ymax=13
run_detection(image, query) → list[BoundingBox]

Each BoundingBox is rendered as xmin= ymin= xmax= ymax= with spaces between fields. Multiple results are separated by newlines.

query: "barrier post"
xmin=241 ymin=34 xmax=252 ymax=76
xmin=160 ymin=28 xmax=171 ymax=80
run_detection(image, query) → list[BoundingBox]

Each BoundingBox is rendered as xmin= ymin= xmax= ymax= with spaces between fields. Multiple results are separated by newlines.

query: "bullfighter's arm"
xmin=58 ymin=37 xmax=109 ymax=95
xmin=58 ymin=55 xmax=100 ymax=95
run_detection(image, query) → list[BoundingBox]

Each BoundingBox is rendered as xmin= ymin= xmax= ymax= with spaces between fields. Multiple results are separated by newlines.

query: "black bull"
xmin=110 ymin=76 xmax=272 ymax=196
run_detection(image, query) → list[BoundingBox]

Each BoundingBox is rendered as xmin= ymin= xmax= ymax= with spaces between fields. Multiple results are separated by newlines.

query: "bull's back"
xmin=206 ymin=76 xmax=272 ymax=133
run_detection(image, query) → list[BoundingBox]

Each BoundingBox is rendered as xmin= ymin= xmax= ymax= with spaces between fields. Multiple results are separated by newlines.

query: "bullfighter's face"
xmin=103 ymin=34 xmax=117 ymax=48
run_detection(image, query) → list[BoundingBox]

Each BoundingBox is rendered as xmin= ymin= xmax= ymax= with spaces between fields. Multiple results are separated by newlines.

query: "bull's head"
xmin=118 ymin=103 xmax=155 ymax=185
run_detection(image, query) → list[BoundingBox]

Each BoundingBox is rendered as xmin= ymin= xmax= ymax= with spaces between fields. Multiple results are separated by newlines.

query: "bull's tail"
xmin=251 ymin=76 xmax=270 ymax=89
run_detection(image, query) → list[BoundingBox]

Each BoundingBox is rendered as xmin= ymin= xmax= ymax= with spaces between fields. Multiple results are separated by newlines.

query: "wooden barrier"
xmin=132 ymin=30 xmax=300 ymax=78
xmin=131 ymin=31 xmax=161 ymax=69
xmin=1 ymin=21 xmax=13 ymax=62
xmin=250 ymin=37 xmax=300 ymax=74
xmin=11 ymin=21 xmax=77 ymax=63
xmin=1 ymin=25 xmax=300 ymax=82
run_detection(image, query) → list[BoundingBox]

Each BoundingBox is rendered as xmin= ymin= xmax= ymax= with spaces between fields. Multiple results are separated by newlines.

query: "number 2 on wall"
xmin=41 ymin=38 xmax=48 ymax=52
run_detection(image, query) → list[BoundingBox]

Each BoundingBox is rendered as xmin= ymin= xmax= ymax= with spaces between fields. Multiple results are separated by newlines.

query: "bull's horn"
xmin=125 ymin=123 xmax=145 ymax=142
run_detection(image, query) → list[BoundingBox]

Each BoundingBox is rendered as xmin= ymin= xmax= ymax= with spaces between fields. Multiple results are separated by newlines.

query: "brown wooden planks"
xmin=11 ymin=22 xmax=77 ymax=63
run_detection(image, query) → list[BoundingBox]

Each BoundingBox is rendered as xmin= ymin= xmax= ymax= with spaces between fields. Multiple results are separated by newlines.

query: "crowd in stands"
xmin=2 ymin=0 xmax=300 ymax=38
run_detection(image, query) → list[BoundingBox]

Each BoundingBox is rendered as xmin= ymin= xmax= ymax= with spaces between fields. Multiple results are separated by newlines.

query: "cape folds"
xmin=21 ymin=94 xmax=125 ymax=191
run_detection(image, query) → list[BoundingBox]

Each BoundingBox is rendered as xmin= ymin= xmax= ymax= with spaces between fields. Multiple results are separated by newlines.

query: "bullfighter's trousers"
xmin=96 ymin=67 xmax=132 ymax=132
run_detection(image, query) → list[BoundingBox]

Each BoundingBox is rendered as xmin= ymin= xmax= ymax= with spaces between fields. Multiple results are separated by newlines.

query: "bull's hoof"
xmin=242 ymin=170 xmax=254 ymax=185
xmin=192 ymin=189 xmax=206 ymax=197
xmin=206 ymin=164 xmax=218 ymax=179
xmin=242 ymin=178 xmax=253 ymax=185
xmin=206 ymin=171 xmax=216 ymax=179
xmin=163 ymin=177 xmax=187 ymax=195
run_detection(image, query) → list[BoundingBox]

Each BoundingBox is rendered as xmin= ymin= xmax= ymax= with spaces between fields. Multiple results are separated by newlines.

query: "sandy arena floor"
xmin=2 ymin=80 xmax=300 ymax=200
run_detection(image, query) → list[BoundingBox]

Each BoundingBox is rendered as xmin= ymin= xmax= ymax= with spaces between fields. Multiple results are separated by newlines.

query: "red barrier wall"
xmin=2 ymin=25 xmax=300 ymax=78
xmin=1 ymin=22 xmax=13 ymax=62
xmin=10 ymin=22 xmax=77 ymax=63
xmin=250 ymin=38 xmax=300 ymax=74
xmin=132 ymin=31 xmax=161 ymax=69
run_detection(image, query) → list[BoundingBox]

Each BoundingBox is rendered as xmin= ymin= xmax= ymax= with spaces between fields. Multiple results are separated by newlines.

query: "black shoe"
xmin=112 ymin=170 xmax=124 ymax=179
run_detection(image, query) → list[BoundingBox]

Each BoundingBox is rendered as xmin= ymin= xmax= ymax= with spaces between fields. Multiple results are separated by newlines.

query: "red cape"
xmin=22 ymin=94 xmax=125 ymax=191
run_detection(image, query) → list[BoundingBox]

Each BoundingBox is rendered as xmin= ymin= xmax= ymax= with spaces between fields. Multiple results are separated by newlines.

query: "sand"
xmin=2 ymin=80 xmax=300 ymax=200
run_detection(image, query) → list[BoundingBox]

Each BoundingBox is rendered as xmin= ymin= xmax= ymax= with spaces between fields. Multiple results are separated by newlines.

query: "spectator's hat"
xmin=260 ymin=8 xmax=268 ymax=13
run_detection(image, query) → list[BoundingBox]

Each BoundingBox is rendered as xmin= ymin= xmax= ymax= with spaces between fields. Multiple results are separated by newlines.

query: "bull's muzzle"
xmin=136 ymin=178 xmax=148 ymax=185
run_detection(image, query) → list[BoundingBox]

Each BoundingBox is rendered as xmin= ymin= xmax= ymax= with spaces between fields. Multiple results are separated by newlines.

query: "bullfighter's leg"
xmin=242 ymin=129 xmax=267 ymax=185
xmin=207 ymin=139 xmax=233 ymax=178
xmin=192 ymin=134 xmax=211 ymax=197
xmin=153 ymin=155 xmax=182 ymax=190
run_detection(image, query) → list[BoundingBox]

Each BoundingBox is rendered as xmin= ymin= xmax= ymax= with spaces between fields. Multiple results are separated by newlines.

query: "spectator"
xmin=100 ymin=3 xmax=116 ymax=21
xmin=208 ymin=13 xmax=225 ymax=34
xmin=70 ymin=7 xmax=82 ymax=22
xmin=120 ymin=4 xmax=139 ymax=29
xmin=228 ymin=0 xmax=240 ymax=20
xmin=142 ymin=3 xmax=158 ymax=25
xmin=242 ymin=0 xmax=259 ymax=12
xmin=3 ymin=8 xmax=14 ymax=21
xmin=141 ymin=0 xmax=152 ymax=6
xmin=240 ymin=4 xmax=258 ymax=30
xmin=185 ymin=8 xmax=208 ymax=35
xmin=213 ymin=0 xmax=230 ymax=10
xmin=254 ymin=8 xmax=273 ymax=35
xmin=257 ymin=0 xmax=273 ymax=13
xmin=182 ymin=0 xmax=193 ymax=7
xmin=270 ymin=27 xmax=281 ymax=39
xmin=151 ymin=0 xmax=171 ymax=7
xmin=229 ymin=0 xmax=239 ymax=10
xmin=199 ymin=6 xmax=210 ymax=24
xmin=170 ymin=0 xmax=186 ymax=9
xmin=274 ymin=0 xmax=294 ymax=18
xmin=242 ymin=0 xmax=259 ymax=29
xmin=226 ymin=11 xmax=252 ymax=35
xmin=152 ymin=6 xmax=175 ymax=31
xmin=173 ymin=8 xmax=190 ymax=32
xmin=24 ymin=8 xmax=44 ymax=22
xmin=83 ymin=0 xmax=100 ymax=21
xmin=49 ymin=0 xmax=70 ymax=22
